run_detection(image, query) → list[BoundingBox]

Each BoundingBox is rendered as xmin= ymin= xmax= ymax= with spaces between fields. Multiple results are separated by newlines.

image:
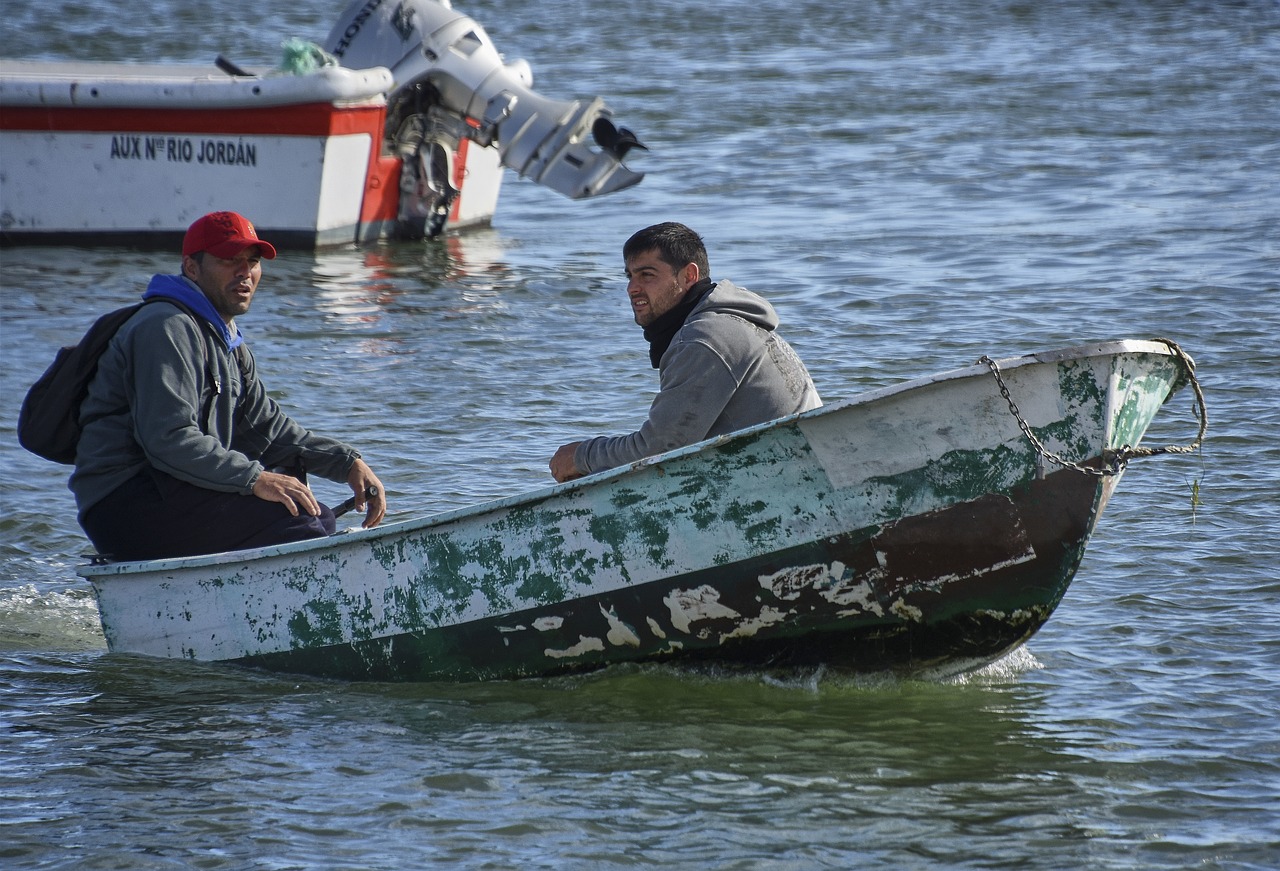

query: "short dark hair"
xmin=623 ymin=223 xmax=710 ymax=279
xmin=182 ymin=250 xmax=205 ymax=280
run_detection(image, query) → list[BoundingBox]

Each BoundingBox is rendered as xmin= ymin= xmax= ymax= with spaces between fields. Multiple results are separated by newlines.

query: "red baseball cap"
xmin=182 ymin=211 xmax=278 ymax=260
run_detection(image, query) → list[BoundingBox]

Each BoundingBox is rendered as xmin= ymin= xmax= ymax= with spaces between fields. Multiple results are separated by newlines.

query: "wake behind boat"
xmin=77 ymin=339 xmax=1206 ymax=682
xmin=0 ymin=0 xmax=646 ymax=249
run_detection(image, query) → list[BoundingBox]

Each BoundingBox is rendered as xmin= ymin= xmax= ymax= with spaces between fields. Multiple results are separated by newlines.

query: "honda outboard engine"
xmin=325 ymin=0 xmax=645 ymax=237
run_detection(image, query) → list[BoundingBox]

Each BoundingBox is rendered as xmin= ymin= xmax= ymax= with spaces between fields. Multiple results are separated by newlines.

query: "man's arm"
xmin=128 ymin=314 xmax=385 ymax=528
xmin=553 ymin=341 xmax=738 ymax=480
xmin=230 ymin=347 xmax=362 ymax=482
xmin=231 ymin=350 xmax=387 ymax=527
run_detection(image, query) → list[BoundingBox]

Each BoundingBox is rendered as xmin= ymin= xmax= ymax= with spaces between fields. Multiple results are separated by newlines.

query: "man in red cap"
xmin=69 ymin=211 xmax=386 ymax=561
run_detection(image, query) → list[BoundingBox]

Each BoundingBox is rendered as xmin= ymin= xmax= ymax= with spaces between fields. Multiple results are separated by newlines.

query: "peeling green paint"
xmin=1113 ymin=357 xmax=1180 ymax=448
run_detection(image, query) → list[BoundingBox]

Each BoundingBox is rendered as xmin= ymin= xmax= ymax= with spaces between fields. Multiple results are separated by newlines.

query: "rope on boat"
xmin=979 ymin=338 xmax=1208 ymax=478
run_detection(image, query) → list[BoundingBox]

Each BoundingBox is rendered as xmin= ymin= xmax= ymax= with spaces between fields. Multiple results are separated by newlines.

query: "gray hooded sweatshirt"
xmin=572 ymin=279 xmax=822 ymax=477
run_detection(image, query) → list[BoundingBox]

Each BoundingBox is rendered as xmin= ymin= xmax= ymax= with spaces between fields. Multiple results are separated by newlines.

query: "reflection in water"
xmin=306 ymin=230 xmax=519 ymax=315
xmin=2 ymin=646 xmax=1091 ymax=867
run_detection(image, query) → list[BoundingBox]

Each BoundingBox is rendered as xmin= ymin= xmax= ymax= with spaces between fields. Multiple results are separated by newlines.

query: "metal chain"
xmin=978 ymin=338 xmax=1208 ymax=478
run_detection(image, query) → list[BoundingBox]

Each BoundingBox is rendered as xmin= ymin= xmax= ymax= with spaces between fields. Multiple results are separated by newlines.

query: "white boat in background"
xmin=0 ymin=0 xmax=646 ymax=250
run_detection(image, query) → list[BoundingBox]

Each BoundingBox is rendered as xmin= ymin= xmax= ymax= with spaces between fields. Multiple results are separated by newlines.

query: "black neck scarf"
xmin=642 ymin=278 xmax=715 ymax=369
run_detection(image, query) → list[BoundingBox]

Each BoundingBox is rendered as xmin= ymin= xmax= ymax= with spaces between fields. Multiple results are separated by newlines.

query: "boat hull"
xmin=237 ymin=465 xmax=1101 ymax=681
xmin=80 ymin=340 xmax=1191 ymax=681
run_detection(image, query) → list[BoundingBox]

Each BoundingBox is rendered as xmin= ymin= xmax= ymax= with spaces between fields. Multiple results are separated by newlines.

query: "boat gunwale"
xmin=77 ymin=338 xmax=1180 ymax=579
xmin=0 ymin=59 xmax=394 ymax=109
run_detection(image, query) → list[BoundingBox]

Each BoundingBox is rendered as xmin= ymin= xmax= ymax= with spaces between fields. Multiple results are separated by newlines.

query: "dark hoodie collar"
xmin=142 ymin=274 xmax=244 ymax=350
xmin=642 ymin=277 xmax=715 ymax=369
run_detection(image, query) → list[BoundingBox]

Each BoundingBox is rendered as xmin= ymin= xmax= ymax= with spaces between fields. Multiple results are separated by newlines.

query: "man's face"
xmin=185 ymin=247 xmax=264 ymax=323
xmin=624 ymin=248 xmax=697 ymax=327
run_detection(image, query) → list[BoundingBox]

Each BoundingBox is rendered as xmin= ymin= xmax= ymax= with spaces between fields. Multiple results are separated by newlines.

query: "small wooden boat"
xmin=0 ymin=0 xmax=645 ymax=249
xmin=79 ymin=339 xmax=1206 ymax=682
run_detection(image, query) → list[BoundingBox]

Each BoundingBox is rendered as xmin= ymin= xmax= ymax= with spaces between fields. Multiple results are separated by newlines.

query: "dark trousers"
xmin=81 ymin=469 xmax=336 ymax=561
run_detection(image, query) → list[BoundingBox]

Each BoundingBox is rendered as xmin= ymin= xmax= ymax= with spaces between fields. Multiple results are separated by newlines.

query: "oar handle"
xmin=332 ymin=485 xmax=380 ymax=519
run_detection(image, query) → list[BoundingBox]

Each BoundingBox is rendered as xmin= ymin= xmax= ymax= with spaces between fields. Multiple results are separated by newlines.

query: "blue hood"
xmin=142 ymin=274 xmax=245 ymax=350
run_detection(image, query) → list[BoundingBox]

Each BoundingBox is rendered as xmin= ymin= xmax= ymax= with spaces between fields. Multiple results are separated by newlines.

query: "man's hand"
xmin=346 ymin=458 xmax=386 ymax=529
xmin=550 ymin=442 xmax=584 ymax=483
xmin=253 ymin=470 xmax=321 ymax=517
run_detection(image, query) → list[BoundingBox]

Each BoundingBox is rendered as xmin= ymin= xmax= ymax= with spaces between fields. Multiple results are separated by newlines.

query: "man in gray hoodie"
xmin=70 ymin=211 xmax=385 ymax=561
xmin=550 ymin=222 xmax=822 ymax=482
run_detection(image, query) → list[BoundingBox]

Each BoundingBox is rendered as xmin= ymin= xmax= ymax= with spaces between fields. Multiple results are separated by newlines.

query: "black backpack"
xmin=18 ymin=298 xmax=203 ymax=464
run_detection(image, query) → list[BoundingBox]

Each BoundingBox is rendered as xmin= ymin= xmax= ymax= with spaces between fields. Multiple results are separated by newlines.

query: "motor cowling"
xmin=324 ymin=0 xmax=644 ymax=201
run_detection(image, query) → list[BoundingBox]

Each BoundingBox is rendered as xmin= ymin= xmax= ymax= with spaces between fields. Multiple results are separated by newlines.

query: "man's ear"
xmin=680 ymin=261 xmax=700 ymax=289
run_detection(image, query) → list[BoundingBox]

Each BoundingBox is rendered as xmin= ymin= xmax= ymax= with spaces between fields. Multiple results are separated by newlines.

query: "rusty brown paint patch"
xmin=870 ymin=493 xmax=1035 ymax=595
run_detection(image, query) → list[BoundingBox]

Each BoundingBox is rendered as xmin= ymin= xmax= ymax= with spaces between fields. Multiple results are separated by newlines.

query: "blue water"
xmin=2 ymin=1 xmax=1278 ymax=868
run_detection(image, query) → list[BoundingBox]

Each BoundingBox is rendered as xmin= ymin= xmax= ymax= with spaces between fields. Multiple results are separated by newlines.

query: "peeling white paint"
xmin=820 ymin=577 xmax=884 ymax=616
xmin=758 ymin=563 xmax=833 ymax=600
xmin=496 ymin=624 xmax=527 ymax=633
xmin=880 ymin=549 xmax=1039 ymax=598
xmin=646 ymin=617 xmax=667 ymax=639
xmin=533 ymin=616 xmax=564 ymax=631
xmin=977 ymin=607 xmax=1035 ymax=623
xmin=759 ymin=560 xmax=883 ymax=617
xmin=720 ymin=605 xmax=790 ymax=641
xmin=663 ymin=585 xmax=741 ymax=634
xmin=544 ymin=635 xmax=606 ymax=659
xmin=890 ymin=598 xmax=924 ymax=621
xmin=601 ymin=604 xmax=641 ymax=647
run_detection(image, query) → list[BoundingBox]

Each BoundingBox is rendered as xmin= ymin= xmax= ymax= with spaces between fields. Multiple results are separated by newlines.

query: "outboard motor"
xmin=325 ymin=0 xmax=645 ymax=237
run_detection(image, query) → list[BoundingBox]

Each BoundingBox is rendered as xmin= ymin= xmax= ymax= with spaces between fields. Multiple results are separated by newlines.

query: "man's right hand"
xmin=252 ymin=470 xmax=321 ymax=517
xmin=550 ymin=441 xmax=584 ymax=483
